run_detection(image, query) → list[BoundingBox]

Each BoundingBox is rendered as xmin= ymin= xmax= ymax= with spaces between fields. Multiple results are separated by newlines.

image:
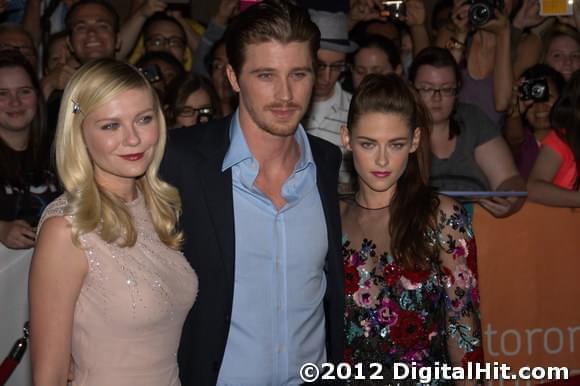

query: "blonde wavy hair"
xmin=55 ymin=59 xmax=183 ymax=249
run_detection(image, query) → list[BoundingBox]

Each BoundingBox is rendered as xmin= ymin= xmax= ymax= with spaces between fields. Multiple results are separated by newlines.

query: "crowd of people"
xmin=0 ymin=0 xmax=578 ymax=384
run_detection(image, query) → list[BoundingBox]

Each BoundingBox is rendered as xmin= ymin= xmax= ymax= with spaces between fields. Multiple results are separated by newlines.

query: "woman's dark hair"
xmin=550 ymin=69 xmax=580 ymax=189
xmin=343 ymin=34 xmax=401 ymax=93
xmin=136 ymin=51 xmax=185 ymax=77
xmin=165 ymin=73 xmax=222 ymax=127
xmin=522 ymin=63 xmax=566 ymax=94
xmin=347 ymin=73 xmax=439 ymax=270
xmin=409 ymin=46 xmax=462 ymax=139
xmin=0 ymin=51 xmax=48 ymax=184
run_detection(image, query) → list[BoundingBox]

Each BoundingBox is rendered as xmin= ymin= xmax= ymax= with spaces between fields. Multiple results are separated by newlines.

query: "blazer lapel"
xmin=198 ymin=120 xmax=236 ymax=286
xmin=310 ymin=139 xmax=340 ymax=257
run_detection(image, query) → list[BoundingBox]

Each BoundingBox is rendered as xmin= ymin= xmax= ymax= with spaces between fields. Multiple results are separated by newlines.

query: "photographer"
xmin=436 ymin=0 xmax=513 ymax=127
xmin=504 ymin=64 xmax=565 ymax=179
xmin=527 ymin=70 xmax=580 ymax=207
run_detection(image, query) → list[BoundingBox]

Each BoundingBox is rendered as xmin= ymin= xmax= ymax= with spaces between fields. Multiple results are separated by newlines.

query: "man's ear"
xmin=395 ymin=64 xmax=403 ymax=76
xmin=341 ymin=126 xmax=352 ymax=151
xmin=410 ymin=127 xmax=421 ymax=153
xmin=226 ymin=64 xmax=240 ymax=93
xmin=66 ymin=35 xmax=73 ymax=53
xmin=115 ymin=35 xmax=121 ymax=53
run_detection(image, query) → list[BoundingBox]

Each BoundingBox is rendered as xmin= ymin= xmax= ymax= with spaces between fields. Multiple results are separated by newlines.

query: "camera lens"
xmin=469 ymin=3 xmax=491 ymax=26
xmin=531 ymin=84 xmax=546 ymax=98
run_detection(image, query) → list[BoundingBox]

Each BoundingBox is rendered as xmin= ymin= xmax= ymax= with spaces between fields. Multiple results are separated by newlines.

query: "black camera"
xmin=519 ymin=78 xmax=549 ymax=102
xmin=467 ymin=0 xmax=504 ymax=27
xmin=380 ymin=0 xmax=406 ymax=19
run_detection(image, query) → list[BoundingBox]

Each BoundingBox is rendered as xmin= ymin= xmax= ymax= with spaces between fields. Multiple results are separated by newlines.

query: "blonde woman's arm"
xmin=527 ymin=146 xmax=580 ymax=207
xmin=29 ymin=216 xmax=88 ymax=386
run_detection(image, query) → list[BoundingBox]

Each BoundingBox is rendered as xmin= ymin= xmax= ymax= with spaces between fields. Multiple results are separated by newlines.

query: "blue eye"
xmin=138 ymin=115 xmax=153 ymax=125
xmin=101 ymin=122 xmax=119 ymax=130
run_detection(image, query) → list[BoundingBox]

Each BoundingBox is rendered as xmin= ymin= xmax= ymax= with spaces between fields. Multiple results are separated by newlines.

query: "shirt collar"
xmin=222 ymin=109 xmax=315 ymax=173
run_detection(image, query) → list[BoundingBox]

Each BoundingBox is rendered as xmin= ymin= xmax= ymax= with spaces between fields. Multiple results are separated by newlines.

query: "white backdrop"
xmin=0 ymin=244 xmax=32 ymax=386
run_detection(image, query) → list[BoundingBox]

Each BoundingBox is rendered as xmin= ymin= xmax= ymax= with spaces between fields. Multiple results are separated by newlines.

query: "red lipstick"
xmin=119 ymin=153 xmax=144 ymax=161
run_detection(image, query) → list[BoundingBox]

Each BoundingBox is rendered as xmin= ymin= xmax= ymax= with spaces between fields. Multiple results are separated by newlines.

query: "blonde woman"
xmin=29 ymin=59 xmax=198 ymax=385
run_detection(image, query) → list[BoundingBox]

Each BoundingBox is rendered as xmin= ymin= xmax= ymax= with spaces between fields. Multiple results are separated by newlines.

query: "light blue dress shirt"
xmin=217 ymin=111 xmax=328 ymax=385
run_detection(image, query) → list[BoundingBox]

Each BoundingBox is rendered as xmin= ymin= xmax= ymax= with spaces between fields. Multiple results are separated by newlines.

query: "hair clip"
xmin=72 ymin=100 xmax=81 ymax=114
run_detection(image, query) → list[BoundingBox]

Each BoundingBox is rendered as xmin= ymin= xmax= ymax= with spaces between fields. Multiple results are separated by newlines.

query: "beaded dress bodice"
xmin=39 ymin=194 xmax=197 ymax=386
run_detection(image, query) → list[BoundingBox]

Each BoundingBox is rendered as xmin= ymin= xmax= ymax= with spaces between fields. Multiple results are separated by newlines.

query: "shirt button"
xmin=277 ymin=345 xmax=282 ymax=353
xmin=277 ymin=303 xmax=281 ymax=311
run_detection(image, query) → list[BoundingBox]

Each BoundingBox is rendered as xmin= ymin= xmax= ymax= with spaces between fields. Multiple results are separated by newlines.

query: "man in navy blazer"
xmin=161 ymin=1 xmax=344 ymax=385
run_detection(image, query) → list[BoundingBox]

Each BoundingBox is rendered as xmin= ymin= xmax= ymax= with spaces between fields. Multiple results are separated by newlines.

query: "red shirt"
xmin=541 ymin=130 xmax=578 ymax=190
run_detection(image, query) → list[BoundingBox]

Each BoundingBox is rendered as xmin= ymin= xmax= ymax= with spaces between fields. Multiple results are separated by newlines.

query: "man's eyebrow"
xmin=249 ymin=67 xmax=313 ymax=74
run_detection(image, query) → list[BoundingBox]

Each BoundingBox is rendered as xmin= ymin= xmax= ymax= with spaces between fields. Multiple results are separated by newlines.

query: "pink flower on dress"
xmin=400 ymin=275 xmax=423 ymax=290
xmin=453 ymin=238 xmax=469 ymax=259
xmin=352 ymin=287 xmax=378 ymax=309
xmin=377 ymin=298 xmax=399 ymax=326
xmin=453 ymin=264 xmax=476 ymax=290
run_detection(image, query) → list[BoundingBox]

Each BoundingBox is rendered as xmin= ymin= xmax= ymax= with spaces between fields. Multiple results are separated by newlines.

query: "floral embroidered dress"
xmin=342 ymin=197 xmax=482 ymax=385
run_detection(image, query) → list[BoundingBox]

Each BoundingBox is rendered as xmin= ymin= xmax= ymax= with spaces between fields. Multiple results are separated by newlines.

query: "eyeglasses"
xmin=145 ymin=36 xmax=185 ymax=49
xmin=0 ymin=43 xmax=36 ymax=58
xmin=317 ymin=61 xmax=347 ymax=73
xmin=414 ymin=86 xmax=457 ymax=98
xmin=178 ymin=106 xmax=214 ymax=123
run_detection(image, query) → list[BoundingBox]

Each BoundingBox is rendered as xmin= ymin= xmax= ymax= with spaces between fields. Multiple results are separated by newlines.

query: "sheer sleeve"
xmin=436 ymin=197 xmax=483 ymax=367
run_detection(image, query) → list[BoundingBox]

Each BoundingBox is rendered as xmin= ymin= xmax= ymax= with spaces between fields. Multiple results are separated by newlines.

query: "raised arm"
xmin=404 ymin=0 xmax=430 ymax=56
xmin=480 ymin=9 xmax=513 ymax=112
xmin=437 ymin=197 xmax=483 ymax=369
xmin=117 ymin=0 xmax=167 ymax=60
xmin=435 ymin=0 xmax=469 ymax=63
xmin=29 ymin=216 xmax=88 ymax=386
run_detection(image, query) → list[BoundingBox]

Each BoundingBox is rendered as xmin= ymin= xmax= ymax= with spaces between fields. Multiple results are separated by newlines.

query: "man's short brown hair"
xmin=224 ymin=0 xmax=320 ymax=75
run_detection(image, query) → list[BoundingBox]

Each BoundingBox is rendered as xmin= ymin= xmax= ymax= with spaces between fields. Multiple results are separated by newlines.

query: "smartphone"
xmin=240 ymin=0 xmax=262 ymax=12
xmin=539 ymin=0 xmax=574 ymax=16
xmin=380 ymin=0 xmax=407 ymax=19
xmin=139 ymin=64 xmax=161 ymax=83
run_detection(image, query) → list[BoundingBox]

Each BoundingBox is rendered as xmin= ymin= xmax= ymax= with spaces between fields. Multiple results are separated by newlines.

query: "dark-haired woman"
xmin=504 ymin=64 xmax=565 ymax=179
xmin=410 ymin=47 xmax=525 ymax=218
xmin=0 ymin=51 xmax=59 ymax=249
xmin=165 ymin=73 xmax=221 ymax=128
xmin=344 ymin=34 xmax=402 ymax=92
xmin=528 ymin=70 xmax=580 ymax=207
xmin=341 ymin=74 xmax=482 ymax=384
